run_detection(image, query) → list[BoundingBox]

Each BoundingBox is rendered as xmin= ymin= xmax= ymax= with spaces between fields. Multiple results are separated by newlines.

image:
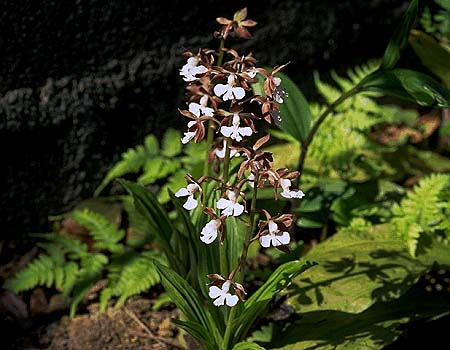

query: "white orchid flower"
xmin=215 ymin=140 xmax=239 ymax=159
xmin=208 ymin=280 xmax=239 ymax=307
xmin=175 ymin=183 xmax=201 ymax=210
xmin=181 ymin=120 xmax=196 ymax=144
xmin=217 ymin=191 xmax=244 ymax=217
xmin=213 ymin=74 xmax=245 ymax=101
xmin=189 ymin=95 xmax=214 ymax=117
xmin=220 ymin=114 xmax=253 ymax=142
xmin=280 ymin=178 xmax=305 ymax=199
xmin=200 ymin=219 xmax=221 ymax=244
xmin=180 ymin=57 xmax=208 ymax=82
xmin=259 ymin=220 xmax=290 ymax=248
xmin=273 ymin=76 xmax=288 ymax=103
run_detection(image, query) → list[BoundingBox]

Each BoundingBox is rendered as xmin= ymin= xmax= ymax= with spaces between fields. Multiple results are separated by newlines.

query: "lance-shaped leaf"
xmin=155 ymin=261 xmax=222 ymax=348
xmin=232 ymin=260 xmax=316 ymax=343
xmin=381 ymin=0 xmax=418 ymax=69
xmin=252 ymin=71 xmax=312 ymax=142
xmin=359 ymin=69 xmax=450 ymax=108
xmin=118 ymin=180 xmax=184 ymax=272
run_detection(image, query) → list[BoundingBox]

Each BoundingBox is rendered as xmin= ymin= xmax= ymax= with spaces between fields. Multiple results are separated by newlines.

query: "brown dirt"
xmin=4 ymin=297 xmax=181 ymax=350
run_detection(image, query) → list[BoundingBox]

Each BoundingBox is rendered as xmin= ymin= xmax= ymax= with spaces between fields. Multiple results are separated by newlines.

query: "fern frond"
xmin=307 ymin=62 xmax=418 ymax=176
xmin=5 ymin=255 xmax=56 ymax=292
xmin=392 ymin=174 xmax=450 ymax=256
xmin=122 ymin=195 xmax=152 ymax=247
xmin=72 ymin=209 xmax=125 ymax=253
xmin=94 ymin=134 xmax=160 ymax=196
xmin=100 ymin=251 xmax=163 ymax=310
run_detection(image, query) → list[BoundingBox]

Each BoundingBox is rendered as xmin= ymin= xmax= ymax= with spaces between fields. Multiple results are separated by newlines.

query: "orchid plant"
xmin=121 ymin=7 xmax=314 ymax=350
xmin=119 ymin=2 xmax=450 ymax=349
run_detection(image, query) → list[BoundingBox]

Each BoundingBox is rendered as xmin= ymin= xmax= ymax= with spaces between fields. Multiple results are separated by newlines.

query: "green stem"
xmin=222 ymin=174 xmax=259 ymax=350
xmin=203 ymin=38 xmax=225 ymax=178
xmin=296 ymin=87 xmax=360 ymax=185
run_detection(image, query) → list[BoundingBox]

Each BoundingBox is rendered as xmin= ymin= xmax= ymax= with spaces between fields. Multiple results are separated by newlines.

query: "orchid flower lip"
xmin=208 ymin=280 xmax=239 ymax=307
xmin=175 ymin=183 xmax=200 ymax=210
xmin=259 ymin=220 xmax=291 ymax=247
xmin=213 ymin=73 xmax=245 ymax=101
xmin=200 ymin=219 xmax=221 ymax=244
xmin=220 ymin=114 xmax=253 ymax=142
xmin=217 ymin=191 xmax=244 ymax=217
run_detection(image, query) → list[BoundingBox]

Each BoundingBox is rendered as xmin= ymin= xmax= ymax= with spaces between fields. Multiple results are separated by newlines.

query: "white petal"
xmin=289 ymin=190 xmax=305 ymax=199
xmin=213 ymin=295 xmax=226 ymax=306
xmin=225 ymin=294 xmax=239 ymax=307
xmin=186 ymin=183 xmax=199 ymax=194
xmin=208 ymin=285 xmax=222 ymax=299
xmin=238 ymin=127 xmax=253 ymax=137
xmin=175 ymin=187 xmax=189 ymax=197
xmin=232 ymin=87 xmax=245 ymax=100
xmin=227 ymin=74 xmax=235 ymax=84
xmin=222 ymin=206 xmax=234 ymax=217
xmin=200 ymin=95 xmax=209 ymax=106
xmin=188 ymin=102 xmax=201 ymax=117
xmin=220 ymin=126 xmax=234 ymax=138
xmin=215 ymin=147 xmax=226 ymax=158
xmin=214 ymin=84 xmax=228 ymax=97
xmin=268 ymin=221 xmax=278 ymax=234
xmin=183 ymin=195 xmax=198 ymax=210
xmin=232 ymin=203 xmax=244 ymax=217
xmin=217 ymin=198 xmax=231 ymax=209
xmin=273 ymin=77 xmax=282 ymax=86
xmin=227 ymin=191 xmax=236 ymax=201
xmin=222 ymin=88 xmax=234 ymax=101
xmin=202 ymin=106 xmax=214 ymax=117
xmin=181 ymin=131 xmax=196 ymax=144
xmin=200 ymin=220 xmax=219 ymax=244
xmin=280 ymin=190 xmax=292 ymax=199
xmin=187 ymin=57 xmax=198 ymax=66
xmin=232 ymin=114 xmax=240 ymax=125
xmin=194 ymin=65 xmax=208 ymax=75
xmin=280 ymin=178 xmax=292 ymax=191
xmin=277 ymin=231 xmax=291 ymax=245
xmin=259 ymin=235 xmax=272 ymax=248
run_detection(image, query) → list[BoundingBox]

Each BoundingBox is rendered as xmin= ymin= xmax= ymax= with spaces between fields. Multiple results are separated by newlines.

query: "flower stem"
xmin=296 ymin=87 xmax=360 ymax=185
xmin=203 ymin=38 xmax=226 ymax=178
xmin=223 ymin=174 xmax=259 ymax=350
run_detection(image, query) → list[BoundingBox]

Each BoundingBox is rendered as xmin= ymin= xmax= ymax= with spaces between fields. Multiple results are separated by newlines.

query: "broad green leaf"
xmin=233 ymin=260 xmax=315 ymax=343
xmin=233 ymin=342 xmax=267 ymax=350
xmin=276 ymin=72 xmax=313 ymax=142
xmin=155 ymin=262 xmax=221 ymax=347
xmin=409 ymin=29 xmax=450 ymax=88
xmin=287 ymin=225 xmax=430 ymax=314
xmin=252 ymin=71 xmax=313 ymax=142
xmin=382 ymin=0 xmax=418 ymax=69
xmin=270 ymin=286 xmax=450 ymax=350
xmin=172 ymin=319 xmax=217 ymax=350
xmin=360 ymin=68 xmax=450 ymax=107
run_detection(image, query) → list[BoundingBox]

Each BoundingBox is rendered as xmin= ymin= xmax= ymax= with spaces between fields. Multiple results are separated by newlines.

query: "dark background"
xmin=0 ymin=0 xmax=412 ymax=237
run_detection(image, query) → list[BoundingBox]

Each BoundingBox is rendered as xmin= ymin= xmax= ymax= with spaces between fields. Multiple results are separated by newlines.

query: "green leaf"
xmin=233 ymin=260 xmax=315 ymax=342
xmin=162 ymin=129 xmax=183 ymax=157
xmin=71 ymin=209 xmax=125 ymax=253
xmin=270 ymin=286 xmax=450 ymax=350
xmin=286 ymin=225 xmax=434 ymax=315
xmin=360 ymin=68 xmax=450 ymax=108
xmin=381 ymin=0 xmax=418 ymax=69
xmin=409 ymin=29 xmax=450 ymax=88
xmin=276 ymin=72 xmax=313 ymax=143
xmin=252 ymin=71 xmax=313 ymax=142
xmin=118 ymin=180 xmax=183 ymax=271
xmin=155 ymin=262 xmax=221 ymax=347
xmin=233 ymin=342 xmax=267 ymax=350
